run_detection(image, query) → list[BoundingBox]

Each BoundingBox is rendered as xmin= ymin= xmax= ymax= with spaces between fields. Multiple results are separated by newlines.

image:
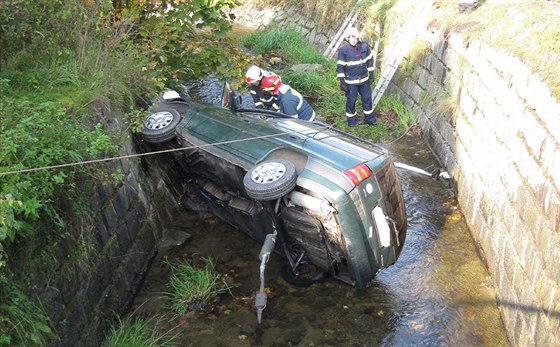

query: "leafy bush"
xmin=0 ymin=97 xmax=116 ymax=267
xmin=0 ymin=0 xmax=75 ymax=67
xmin=127 ymin=0 xmax=251 ymax=90
xmin=0 ymin=0 xmax=254 ymax=268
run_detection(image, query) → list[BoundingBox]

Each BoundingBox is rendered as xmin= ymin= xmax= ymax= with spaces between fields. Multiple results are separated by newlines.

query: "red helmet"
xmin=261 ymin=75 xmax=282 ymax=94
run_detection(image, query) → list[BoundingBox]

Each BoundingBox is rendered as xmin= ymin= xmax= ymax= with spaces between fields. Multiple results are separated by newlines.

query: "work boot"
xmin=347 ymin=116 xmax=359 ymax=127
xmin=364 ymin=112 xmax=377 ymax=125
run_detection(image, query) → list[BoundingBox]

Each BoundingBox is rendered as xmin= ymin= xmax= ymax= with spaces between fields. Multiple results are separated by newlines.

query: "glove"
xmin=339 ymin=78 xmax=347 ymax=92
xmin=368 ymin=72 xmax=375 ymax=85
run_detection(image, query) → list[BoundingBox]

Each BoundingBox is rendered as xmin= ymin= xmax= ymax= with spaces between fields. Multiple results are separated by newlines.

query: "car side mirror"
xmin=221 ymin=80 xmax=243 ymax=112
xmin=221 ymin=81 xmax=232 ymax=108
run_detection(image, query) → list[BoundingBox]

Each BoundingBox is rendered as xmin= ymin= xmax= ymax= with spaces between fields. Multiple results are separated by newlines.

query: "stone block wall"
xmin=41 ymin=108 xmax=179 ymax=346
xmin=384 ymin=26 xmax=560 ymax=346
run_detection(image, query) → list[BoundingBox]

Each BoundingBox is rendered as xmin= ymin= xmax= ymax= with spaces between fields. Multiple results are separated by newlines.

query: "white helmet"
xmin=345 ymin=27 xmax=360 ymax=39
xmin=246 ymin=65 xmax=263 ymax=84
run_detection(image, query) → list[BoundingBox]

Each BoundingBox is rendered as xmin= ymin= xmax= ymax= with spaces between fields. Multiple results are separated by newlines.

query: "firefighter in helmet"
xmin=261 ymin=75 xmax=315 ymax=121
xmin=336 ymin=27 xmax=376 ymax=126
xmin=245 ymin=65 xmax=279 ymax=110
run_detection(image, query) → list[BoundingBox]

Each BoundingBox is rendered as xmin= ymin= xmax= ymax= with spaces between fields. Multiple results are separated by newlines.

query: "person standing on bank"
xmin=245 ymin=65 xmax=280 ymax=111
xmin=336 ymin=27 xmax=376 ymax=126
xmin=260 ymin=75 xmax=316 ymax=121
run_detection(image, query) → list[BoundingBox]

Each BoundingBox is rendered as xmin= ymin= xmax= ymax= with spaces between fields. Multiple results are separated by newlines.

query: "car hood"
xmin=177 ymin=100 xmax=387 ymax=172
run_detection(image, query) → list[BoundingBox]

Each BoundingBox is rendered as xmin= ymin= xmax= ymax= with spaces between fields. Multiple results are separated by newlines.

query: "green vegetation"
xmin=0 ymin=274 xmax=53 ymax=346
xmin=0 ymin=0 xmax=249 ymax=345
xmin=0 ymin=98 xmax=116 ymax=266
xmin=102 ymin=317 xmax=177 ymax=347
xmin=397 ymin=38 xmax=429 ymax=84
xmin=0 ymin=0 xmax=251 ymax=267
xmin=243 ymin=26 xmax=328 ymax=64
xmin=241 ymin=26 xmax=416 ymax=142
xmin=166 ymin=257 xmax=231 ymax=316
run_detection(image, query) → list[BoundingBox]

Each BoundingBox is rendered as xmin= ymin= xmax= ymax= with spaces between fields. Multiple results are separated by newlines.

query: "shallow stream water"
xmin=129 ymin=80 xmax=510 ymax=346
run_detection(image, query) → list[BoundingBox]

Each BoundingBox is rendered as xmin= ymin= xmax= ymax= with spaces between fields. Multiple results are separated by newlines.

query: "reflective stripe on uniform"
xmin=345 ymin=76 xmax=369 ymax=85
xmin=336 ymin=52 xmax=373 ymax=67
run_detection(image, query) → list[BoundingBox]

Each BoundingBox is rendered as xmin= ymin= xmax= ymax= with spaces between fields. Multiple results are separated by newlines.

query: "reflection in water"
xmin=130 ymin=81 xmax=510 ymax=346
xmin=380 ymin=136 xmax=509 ymax=346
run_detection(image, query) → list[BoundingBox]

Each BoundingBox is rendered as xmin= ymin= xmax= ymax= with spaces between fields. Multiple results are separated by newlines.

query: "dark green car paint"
xmin=168 ymin=99 xmax=406 ymax=288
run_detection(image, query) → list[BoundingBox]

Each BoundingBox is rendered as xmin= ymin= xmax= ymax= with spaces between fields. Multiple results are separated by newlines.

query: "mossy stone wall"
xmin=42 ymin=104 xmax=179 ymax=346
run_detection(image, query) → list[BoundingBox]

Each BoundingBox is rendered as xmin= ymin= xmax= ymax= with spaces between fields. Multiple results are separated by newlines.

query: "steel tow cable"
xmin=0 ymin=126 xmax=326 ymax=177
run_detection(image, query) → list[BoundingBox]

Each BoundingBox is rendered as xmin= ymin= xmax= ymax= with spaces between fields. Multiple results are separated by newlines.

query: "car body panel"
xmin=147 ymin=94 xmax=406 ymax=288
xmin=179 ymin=101 xmax=387 ymax=174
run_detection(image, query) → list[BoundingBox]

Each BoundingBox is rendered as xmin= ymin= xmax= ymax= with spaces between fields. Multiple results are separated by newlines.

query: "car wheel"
xmin=243 ymin=160 xmax=297 ymax=201
xmin=280 ymin=262 xmax=330 ymax=287
xmin=141 ymin=107 xmax=181 ymax=143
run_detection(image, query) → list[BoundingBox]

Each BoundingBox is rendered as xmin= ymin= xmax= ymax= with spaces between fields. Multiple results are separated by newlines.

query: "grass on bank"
xmin=0 ymin=275 xmax=53 ymax=346
xmin=165 ymin=257 xmax=231 ymax=317
xmin=241 ymin=26 xmax=416 ymax=143
xmin=102 ymin=317 xmax=178 ymax=347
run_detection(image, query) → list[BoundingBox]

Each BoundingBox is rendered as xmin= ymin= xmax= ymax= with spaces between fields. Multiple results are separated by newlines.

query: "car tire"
xmin=141 ymin=107 xmax=181 ymax=143
xmin=280 ymin=262 xmax=330 ymax=287
xmin=243 ymin=160 xmax=297 ymax=201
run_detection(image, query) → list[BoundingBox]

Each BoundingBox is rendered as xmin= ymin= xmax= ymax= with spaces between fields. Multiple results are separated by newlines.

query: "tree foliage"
xmin=127 ymin=0 xmax=250 ymax=88
xmin=0 ymin=0 xmax=251 ymax=268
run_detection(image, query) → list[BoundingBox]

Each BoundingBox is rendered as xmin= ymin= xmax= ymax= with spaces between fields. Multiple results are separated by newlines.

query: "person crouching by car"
xmin=245 ymin=65 xmax=280 ymax=111
xmin=261 ymin=75 xmax=316 ymax=122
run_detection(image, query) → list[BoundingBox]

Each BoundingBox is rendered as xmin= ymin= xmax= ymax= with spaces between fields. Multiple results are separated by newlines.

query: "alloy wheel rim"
xmin=145 ymin=111 xmax=174 ymax=129
xmin=250 ymin=162 xmax=287 ymax=184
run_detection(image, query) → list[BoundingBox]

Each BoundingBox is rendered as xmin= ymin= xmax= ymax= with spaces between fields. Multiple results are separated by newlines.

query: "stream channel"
xmin=129 ymin=77 xmax=511 ymax=346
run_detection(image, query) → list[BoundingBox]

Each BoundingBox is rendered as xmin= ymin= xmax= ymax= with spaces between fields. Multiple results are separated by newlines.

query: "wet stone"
xmin=158 ymin=227 xmax=191 ymax=251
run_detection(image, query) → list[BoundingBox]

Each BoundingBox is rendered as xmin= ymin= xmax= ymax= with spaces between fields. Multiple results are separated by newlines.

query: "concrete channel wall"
xmin=233 ymin=2 xmax=560 ymax=346
xmin=385 ymin=27 xmax=560 ymax=346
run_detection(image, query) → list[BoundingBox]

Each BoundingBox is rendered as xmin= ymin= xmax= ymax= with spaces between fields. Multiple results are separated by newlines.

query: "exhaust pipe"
xmin=289 ymin=191 xmax=336 ymax=214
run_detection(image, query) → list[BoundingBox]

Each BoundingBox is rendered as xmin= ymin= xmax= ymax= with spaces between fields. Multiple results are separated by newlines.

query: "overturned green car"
xmin=141 ymin=86 xmax=407 ymax=289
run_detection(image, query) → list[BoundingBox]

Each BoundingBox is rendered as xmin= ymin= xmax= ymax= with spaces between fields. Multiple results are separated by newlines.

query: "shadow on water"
xmin=129 ymin=79 xmax=510 ymax=346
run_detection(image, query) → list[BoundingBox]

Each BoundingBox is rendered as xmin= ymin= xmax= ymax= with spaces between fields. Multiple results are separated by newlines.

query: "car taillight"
xmin=344 ymin=163 xmax=372 ymax=186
